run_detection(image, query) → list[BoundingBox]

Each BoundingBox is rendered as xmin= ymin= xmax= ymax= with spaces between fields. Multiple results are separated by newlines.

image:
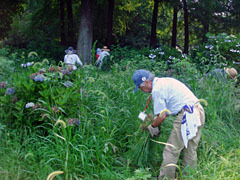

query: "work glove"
xmin=147 ymin=125 xmax=160 ymax=138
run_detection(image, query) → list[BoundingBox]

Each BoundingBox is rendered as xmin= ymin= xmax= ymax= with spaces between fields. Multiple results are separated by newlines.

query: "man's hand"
xmin=147 ymin=125 xmax=160 ymax=138
xmin=140 ymin=114 xmax=154 ymax=131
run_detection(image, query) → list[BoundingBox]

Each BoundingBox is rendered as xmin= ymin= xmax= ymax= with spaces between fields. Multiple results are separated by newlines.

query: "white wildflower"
xmin=224 ymin=39 xmax=232 ymax=43
xmin=230 ymin=49 xmax=237 ymax=52
xmin=205 ymin=45 xmax=213 ymax=49
xmin=26 ymin=62 xmax=34 ymax=67
xmin=25 ymin=102 xmax=35 ymax=109
xmin=149 ymin=54 xmax=156 ymax=59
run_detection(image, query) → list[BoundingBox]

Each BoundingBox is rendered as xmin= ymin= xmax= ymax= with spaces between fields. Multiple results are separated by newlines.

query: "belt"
xmin=176 ymin=103 xmax=201 ymax=116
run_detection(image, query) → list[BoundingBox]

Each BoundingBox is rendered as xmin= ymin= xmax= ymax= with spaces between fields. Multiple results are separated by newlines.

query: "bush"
xmin=190 ymin=33 xmax=240 ymax=73
xmin=0 ymin=56 xmax=15 ymax=81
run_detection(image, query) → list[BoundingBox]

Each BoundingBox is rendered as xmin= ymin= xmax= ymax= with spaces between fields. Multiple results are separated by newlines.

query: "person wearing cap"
xmin=132 ymin=69 xmax=205 ymax=180
xmin=206 ymin=67 xmax=238 ymax=81
xmin=95 ymin=46 xmax=110 ymax=67
xmin=64 ymin=46 xmax=83 ymax=70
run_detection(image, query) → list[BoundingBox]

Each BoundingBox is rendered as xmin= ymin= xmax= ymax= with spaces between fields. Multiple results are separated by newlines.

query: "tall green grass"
xmin=0 ymin=49 xmax=240 ymax=179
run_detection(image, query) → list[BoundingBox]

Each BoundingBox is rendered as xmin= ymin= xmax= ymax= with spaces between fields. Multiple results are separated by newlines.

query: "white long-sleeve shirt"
xmin=64 ymin=54 xmax=83 ymax=70
xmin=98 ymin=51 xmax=110 ymax=61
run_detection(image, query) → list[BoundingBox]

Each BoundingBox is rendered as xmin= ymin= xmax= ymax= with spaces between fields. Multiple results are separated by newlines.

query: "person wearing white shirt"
xmin=95 ymin=46 xmax=110 ymax=67
xmin=64 ymin=46 xmax=83 ymax=70
xmin=132 ymin=69 xmax=205 ymax=180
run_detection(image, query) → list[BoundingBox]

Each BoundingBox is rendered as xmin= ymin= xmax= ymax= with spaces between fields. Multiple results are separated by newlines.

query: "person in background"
xmin=64 ymin=46 xmax=83 ymax=70
xmin=96 ymin=48 xmax=101 ymax=61
xmin=205 ymin=67 xmax=238 ymax=81
xmin=132 ymin=69 xmax=205 ymax=180
xmin=95 ymin=46 xmax=110 ymax=67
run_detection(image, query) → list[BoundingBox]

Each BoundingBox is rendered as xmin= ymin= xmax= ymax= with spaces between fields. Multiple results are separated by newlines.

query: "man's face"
xmin=139 ymin=80 xmax=152 ymax=93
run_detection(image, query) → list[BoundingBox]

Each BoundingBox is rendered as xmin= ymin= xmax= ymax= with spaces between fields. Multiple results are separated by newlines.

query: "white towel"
xmin=181 ymin=105 xmax=201 ymax=148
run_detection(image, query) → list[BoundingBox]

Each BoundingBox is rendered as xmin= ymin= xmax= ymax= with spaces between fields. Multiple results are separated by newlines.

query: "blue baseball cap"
xmin=132 ymin=69 xmax=151 ymax=92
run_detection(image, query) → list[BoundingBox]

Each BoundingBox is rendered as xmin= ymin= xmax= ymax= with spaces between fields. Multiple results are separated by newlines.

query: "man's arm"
xmin=64 ymin=55 xmax=67 ymax=63
xmin=151 ymin=112 xmax=168 ymax=127
xmin=76 ymin=55 xmax=83 ymax=66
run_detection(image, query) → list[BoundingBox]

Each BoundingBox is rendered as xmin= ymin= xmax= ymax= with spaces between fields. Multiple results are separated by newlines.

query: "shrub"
xmin=0 ymin=56 xmax=15 ymax=81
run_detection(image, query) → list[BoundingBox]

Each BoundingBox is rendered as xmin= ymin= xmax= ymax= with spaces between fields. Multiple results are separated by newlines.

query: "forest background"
xmin=1 ymin=0 xmax=240 ymax=63
xmin=0 ymin=0 xmax=240 ymax=179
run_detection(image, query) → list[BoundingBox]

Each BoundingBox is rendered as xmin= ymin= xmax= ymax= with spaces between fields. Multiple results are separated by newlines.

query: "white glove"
xmin=148 ymin=125 xmax=160 ymax=138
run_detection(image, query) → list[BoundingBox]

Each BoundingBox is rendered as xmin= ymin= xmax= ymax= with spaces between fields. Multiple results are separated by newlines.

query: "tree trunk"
xmin=171 ymin=6 xmax=178 ymax=48
xmin=77 ymin=0 xmax=94 ymax=64
xmin=107 ymin=0 xmax=114 ymax=48
xmin=182 ymin=0 xmax=189 ymax=54
xmin=60 ymin=0 xmax=66 ymax=45
xmin=150 ymin=0 xmax=159 ymax=48
xmin=66 ymin=0 xmax=74 ymax=45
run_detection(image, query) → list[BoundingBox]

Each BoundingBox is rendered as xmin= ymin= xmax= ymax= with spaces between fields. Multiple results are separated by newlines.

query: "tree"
xmin=77 ymin=0 xmax=94 ymax=64
xmin=182 ymin=0 xmax=189 ymax=54
xmin=150 ymin=0 xmax=159 ymax=48
xmin=188 ymin=0 xmax=218 ymax=43
xmin=60 ymin=0 xmax=66 ymax=45
xmin=226 ymin=0 xmax=240 ymax=33
xmin=106 ymin=0 xmax=115 ymax=47
xmin=0 ymin=0 xmax=24 ymax=40
xmin=171 ymin=5 xmax=179 ymax=48
xmin=66 ymin=0 xmax=74 ymax=45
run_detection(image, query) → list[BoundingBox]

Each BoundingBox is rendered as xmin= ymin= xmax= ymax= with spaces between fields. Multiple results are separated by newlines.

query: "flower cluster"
xmin=230 ymin=49 xmax=240 ymax=53
xmin=205 ymin=45 xmax=214 ymax=50
xmin=148 ymin=47 xmax=167 ymax=62
xmin=21 ymin=62 xmax=34 ymax=68
xmin=25 ymin=102 xmax=42 ymax=109
xmin=149 ymin=54 xmax=156 ymax=59
xmin=224 ymin=39 xmax=232 ymax=43
xmin=34 ymin=74 xmax=45 ymax=82
xmin=48 ymin=66 xmax=62 ymax=72
xmin=5 ymin=87 xmax=15 ymax=95
xmin=30 ymin=66 xmax=73 ymax=83
xmin=25 ymin=102 xmax=35 ymax=108
xmin=30 ymin=72 xmax=43 ymax=79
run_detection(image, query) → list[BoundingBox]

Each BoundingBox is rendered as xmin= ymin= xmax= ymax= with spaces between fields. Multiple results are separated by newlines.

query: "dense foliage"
xmin=1 ymin=0 xmax=240 ymax=63
xmin=0 ymin=34 xmax=240 ymax=179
